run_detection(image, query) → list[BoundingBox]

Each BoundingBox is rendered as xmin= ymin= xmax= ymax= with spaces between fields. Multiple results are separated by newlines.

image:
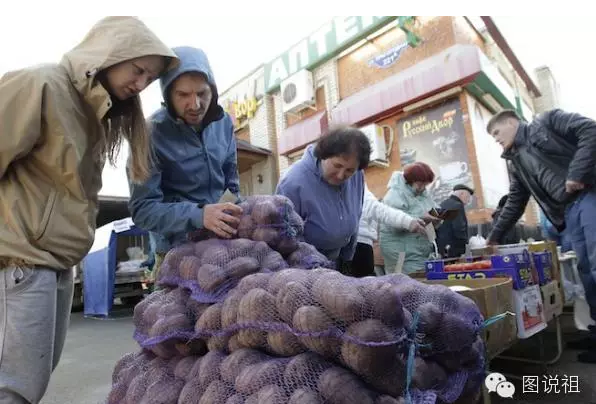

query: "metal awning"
xmin=237 ymin=139 xmax=272 ymax=173
xmin=278 ymin=111 xmax=329 ymax=155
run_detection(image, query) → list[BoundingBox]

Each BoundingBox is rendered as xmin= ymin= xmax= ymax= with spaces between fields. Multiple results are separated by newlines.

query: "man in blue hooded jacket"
xmin=128 ymin=46 xmax=242 ymax=274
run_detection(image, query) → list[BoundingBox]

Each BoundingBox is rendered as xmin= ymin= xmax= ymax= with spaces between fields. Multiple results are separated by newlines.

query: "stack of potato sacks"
xmin=108 ymin=195 xmax=486 ymax=404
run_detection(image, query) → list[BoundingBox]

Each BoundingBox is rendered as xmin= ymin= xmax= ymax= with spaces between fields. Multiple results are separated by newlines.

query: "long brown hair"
xmin=101 ymin=95 xmax=153 ymax=184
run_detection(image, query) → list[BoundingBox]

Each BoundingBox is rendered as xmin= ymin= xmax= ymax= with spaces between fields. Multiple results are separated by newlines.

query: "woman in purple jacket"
xmin=275 ymin=126 xmax=371 ymax=274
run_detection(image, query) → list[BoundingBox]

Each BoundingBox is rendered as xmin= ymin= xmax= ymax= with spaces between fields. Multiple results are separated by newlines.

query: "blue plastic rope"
xmin=481 ymin=311 xmax=516 ymax=329
xmin=405 ymin=311 xmax=421 ymax=404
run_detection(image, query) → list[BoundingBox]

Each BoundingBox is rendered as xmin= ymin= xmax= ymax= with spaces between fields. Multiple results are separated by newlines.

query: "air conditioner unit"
xmin=280 ymin=69 xmax=315 ymax=114
xmin=360 ymin=123 xmax=388 ymax=167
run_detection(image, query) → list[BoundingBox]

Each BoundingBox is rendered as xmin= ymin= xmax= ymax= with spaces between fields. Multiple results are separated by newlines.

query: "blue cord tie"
xmin=481 ymin=311 xmax=516 ymax=329
xmin=405 ymin=311 xmax=421 ymax=404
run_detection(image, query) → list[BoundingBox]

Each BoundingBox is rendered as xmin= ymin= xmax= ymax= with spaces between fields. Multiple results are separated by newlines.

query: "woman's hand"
xmin=408 ymin=218 xmax=426 ymax=235
xmin=421 ymin=213 xmax=442 ymax=224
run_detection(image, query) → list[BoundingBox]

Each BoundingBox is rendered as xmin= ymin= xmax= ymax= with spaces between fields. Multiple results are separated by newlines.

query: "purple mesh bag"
xmin=156 ymin=238 xmax=289 ymax=303
xmin=107 ymin=348 xmax=433 ymax=404
xmin=286 ymin=242 xmax=336 ymax=270
xmin=187 ymin=194 xmax=305 ymax=256
xmin=132 ymin=287 xmax=207 ymax=358
xmin=183 ymin=268 xmax=484 ymax=401
xmin=108 ymin=350 xmax=185 ymax=404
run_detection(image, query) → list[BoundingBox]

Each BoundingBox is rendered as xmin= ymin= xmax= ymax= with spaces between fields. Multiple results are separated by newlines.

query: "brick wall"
xmin=337 ymin=16 xmax=457 ymax=100
xmin=451 ymin=17 xmax=486 ymax=52
xmin=248 ymin=99 xmax=271 ymax=149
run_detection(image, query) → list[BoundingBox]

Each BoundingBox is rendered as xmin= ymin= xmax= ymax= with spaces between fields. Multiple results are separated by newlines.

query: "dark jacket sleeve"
xmin=544 ymin=109 xmax=596 ymax=185
xmin=488 ymin=171 xmax=531 ymax=244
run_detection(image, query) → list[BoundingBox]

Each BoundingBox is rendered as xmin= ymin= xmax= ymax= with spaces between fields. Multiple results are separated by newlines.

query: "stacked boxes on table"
xmin=424 ymin=244 xmax=562 ymax=339
xmin=424 ymin=251 xmax=535 ymax=290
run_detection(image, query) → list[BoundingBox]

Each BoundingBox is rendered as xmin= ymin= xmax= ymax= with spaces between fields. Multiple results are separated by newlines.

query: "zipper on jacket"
xmin=192 ymin=126 xmax=213 ymax=201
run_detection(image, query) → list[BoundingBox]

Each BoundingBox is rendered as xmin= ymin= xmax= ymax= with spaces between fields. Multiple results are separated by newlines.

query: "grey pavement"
xmin=41 ymin=306 xmax=138 ymax=404
xmin=40 ymin=306 xmax=596 ymax=404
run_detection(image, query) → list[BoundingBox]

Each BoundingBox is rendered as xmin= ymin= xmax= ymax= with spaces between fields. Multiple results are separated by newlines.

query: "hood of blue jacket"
xmin=159 ymin=46 xmax=224 ymax=127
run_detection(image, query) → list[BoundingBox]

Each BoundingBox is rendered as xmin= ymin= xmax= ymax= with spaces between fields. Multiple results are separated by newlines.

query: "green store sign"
xmin=264 ymin=16 xmax=418 ymax=93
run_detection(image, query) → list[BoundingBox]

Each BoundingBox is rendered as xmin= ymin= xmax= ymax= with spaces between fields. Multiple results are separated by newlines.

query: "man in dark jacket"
xmin=486 ymin=109 xmax=596 ymax=363
xmin=436 ymin=184 xmax=474 ymax=258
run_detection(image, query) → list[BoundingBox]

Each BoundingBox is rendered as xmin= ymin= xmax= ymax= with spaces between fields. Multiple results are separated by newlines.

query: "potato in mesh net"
xmin=286 ymin=242 xmax=335 ymax=270
xmin=132 ymin=288 xmax=200 ymax=358
xmin=155 ymin=238 xmax=288 ymax=300
xmin=222 ymin=268 xmax=483 ymax=398
xmin=380 ymin=274 xmax=484 ymax=355
xmin=186 ymin=195 xmax=305 ymax=257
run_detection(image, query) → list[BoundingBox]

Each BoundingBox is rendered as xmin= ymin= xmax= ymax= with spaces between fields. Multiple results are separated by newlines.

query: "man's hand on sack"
xmin=565 ymin=180 xmax=585 ymax=194
xmin=203 ymin=202 xmax=243 ymax=239
xmin=408 ymin=218 xmax=427 ymax=235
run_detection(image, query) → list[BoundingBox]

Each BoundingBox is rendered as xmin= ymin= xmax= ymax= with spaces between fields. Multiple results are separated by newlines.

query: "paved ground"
xmin=40 ymin=306 xmax=596 ymax=404
xmin=41 ymin=306 xmax=138 ymax=404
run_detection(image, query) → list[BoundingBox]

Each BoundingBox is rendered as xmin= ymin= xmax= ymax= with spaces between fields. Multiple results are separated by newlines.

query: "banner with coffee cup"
xmin=397 ymin=97 xmax=476 ymax=208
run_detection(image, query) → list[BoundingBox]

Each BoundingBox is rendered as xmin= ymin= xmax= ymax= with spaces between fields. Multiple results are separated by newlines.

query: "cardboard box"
xmin=533 ymin=251 xmax=554 ymax=285
xmin=541 ymin=280 xmax=563 ymax=321
xmin=425 ymin=253 xmax=535 ymax=290
xmin=528 ymin=241 xmax=564 ymax=300
xmin=500 ymin=242 xmax=564 ymax=298
xmin=422 ymin=278 xmax=517 ymax=360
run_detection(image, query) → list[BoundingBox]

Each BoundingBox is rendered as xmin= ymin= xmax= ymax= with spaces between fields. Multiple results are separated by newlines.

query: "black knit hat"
xmin=453 ymin=184 xmax=474 ymax=195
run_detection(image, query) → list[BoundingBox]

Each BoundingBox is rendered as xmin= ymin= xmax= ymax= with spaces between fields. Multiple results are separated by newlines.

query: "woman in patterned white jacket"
xmin=351 ymin=183 xmax=426 ymax=277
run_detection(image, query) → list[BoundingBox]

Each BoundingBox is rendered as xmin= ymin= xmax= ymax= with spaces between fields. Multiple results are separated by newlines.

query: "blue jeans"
xmin=565 ymin=191 xmax=596 ymax=322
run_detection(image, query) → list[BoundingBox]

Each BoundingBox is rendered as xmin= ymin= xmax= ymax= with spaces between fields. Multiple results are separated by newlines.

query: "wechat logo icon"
xmin=485 ymin=372 xmax=516 ymax=398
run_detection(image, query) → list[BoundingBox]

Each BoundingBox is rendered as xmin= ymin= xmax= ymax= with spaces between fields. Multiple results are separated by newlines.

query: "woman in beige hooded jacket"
xmin=0 ymin=17 xmax=178 ymax=403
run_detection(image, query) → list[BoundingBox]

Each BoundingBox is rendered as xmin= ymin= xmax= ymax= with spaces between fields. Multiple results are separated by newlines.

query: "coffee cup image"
xmin=439 ymin=161 xmax=468 ymax=183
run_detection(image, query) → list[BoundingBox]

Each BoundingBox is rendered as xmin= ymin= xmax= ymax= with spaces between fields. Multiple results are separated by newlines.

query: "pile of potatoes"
xmin=156 ymin=238 xmax=288 ymax=299
xmin=119 ymin=233 xmax=488 ymax=404
xmin=186 ymin=195 xmax=305 ymax=257
xmin=189 ymin=268 xmax=419 ymax=396
xmin=108 ymin=348 xmax=408 ymax=404
xmin=132 ymin=267 xmax=485 ymax=399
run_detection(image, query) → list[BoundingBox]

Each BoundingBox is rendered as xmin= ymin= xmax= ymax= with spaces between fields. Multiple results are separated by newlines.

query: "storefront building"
xmin=220 ymin=16 xmax=546 ymax=226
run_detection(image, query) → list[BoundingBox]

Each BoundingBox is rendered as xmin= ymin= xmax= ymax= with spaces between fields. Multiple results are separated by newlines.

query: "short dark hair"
xmin=313 ymin=126 xmax=371 ymax=170
xmin=403 ymin=162 xmax=435 ymax=184
xmin=486 ymin=109 xmax=520 ymax=133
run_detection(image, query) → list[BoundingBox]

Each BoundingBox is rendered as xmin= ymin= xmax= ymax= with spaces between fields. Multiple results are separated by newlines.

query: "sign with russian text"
xmin=397 ymin=97 xmax=476 ymax=207
xmin=264 ymin=16 xmax=395 ymax=92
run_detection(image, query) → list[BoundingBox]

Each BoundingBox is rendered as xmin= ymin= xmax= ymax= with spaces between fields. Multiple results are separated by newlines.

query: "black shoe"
xmin=567 ymin=335 xmax=596 ymax=350
xmin=578 ymin=349 xmax=596 ymax=364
